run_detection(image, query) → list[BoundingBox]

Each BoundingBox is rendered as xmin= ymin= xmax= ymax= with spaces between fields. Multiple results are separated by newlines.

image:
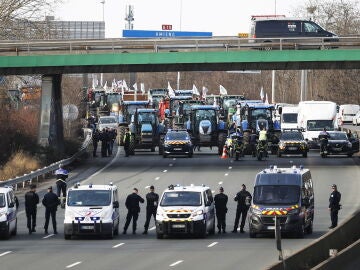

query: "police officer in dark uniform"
xmin=123 ymin=127 xmax=131 ymax=157
xmin=25 ymin=184 xmax=39 ymax=234
xmin=329 ymin=184 xmax=341 ymax=229
xmin=232 ymin=184 xmax=252 ymax=233
xmin=318 ymin=128 xmax=330 ymax=154
xmin=143 ymin=185 xmax=159 ymax=234
xmin=92 ymin=129 xmax=100 ymax=157
xmin=55 ymin=164 xmax=68 ymax=201
xmin=214 ymin=186 xmax=228 ymax=233
xmin=123 ymin=188 xmax=144 ymax=234
xmin=42 ymin=186 xmax=60 ymax=234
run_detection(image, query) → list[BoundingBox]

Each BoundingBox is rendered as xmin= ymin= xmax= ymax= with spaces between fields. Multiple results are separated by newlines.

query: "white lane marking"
xmin=228 ymin=166 xmax=232 ymax=170
xmin=169 ymin=164 xmax=173 ymax=167
xmin=224 ymin=173 xmax=229 ymax=176
xmin=66 ymin=262 xmax=82 ymax=268
xmin=170 ymin=260 xmax=183 ymax=267
xmin=155 ymin=177 xmax=160 ymax=181
xmin=43 ymin=234 xmax=55 ymax=239
xmin=112 ymin=243 xmax=125 ymax=248
xmin=207 ymin=242 xmax=218 ymax=248
xmin=218 ymin=181 xmax=223 ymax=185
xmin=145 ymin=185 xmax=150 ymax=189
xmin=149 ymin=226 xmax=156 ymax=231
xmin=83 ymin=147 xmax=121 ymax=184
xmin=172 ymin=158 xmax=176 ymax=161
xmin=0 ymin=251 xmax=12 ymax=257
xmin=163 ymin=170 xmax=168 ymax=173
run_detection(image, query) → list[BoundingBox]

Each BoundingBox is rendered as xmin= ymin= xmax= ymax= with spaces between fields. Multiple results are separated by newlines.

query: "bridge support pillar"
xmin=38 ymin=74 xmax=64 ymax=156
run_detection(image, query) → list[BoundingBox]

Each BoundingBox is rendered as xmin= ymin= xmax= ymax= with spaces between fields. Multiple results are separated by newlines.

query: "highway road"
xmin=1 ymin=147 xmax=359 ymax=270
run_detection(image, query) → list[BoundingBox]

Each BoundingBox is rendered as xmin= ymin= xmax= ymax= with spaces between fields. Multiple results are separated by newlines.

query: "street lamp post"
xmin=101 ymin=0 xmax=105 ymax=22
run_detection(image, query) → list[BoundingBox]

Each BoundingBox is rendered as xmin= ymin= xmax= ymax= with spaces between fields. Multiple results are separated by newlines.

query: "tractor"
xmin=166 ymin=96 xmax=193 ymax=129
xmin=128 ymin=108 xmax=166 ymax=154
xmin=186 ymin=105 xmax=227 ymax=155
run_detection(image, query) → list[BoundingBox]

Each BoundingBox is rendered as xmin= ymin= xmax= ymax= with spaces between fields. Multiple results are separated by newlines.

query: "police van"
xmin=0 ymin=186 xmax=18 ymax=239
xmin=63 ymin=183 xmax=120 ymax=239
xmin=155 ymin=184 xmax=215 ymax=239
xmin=248 ymin=165 xmax=314 ymax=238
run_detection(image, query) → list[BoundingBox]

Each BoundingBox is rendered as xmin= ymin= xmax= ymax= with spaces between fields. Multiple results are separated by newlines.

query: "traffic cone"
xmin=221 ymin=145 xmax=228 ymax=159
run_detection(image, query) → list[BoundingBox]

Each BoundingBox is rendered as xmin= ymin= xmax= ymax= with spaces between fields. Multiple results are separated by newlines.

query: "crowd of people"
xmin=92 ymin=127 xmax=117 ymax=157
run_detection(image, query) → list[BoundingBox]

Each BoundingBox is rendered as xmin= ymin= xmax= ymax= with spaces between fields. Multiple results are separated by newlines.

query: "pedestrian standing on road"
xmin=214 ymin=186 xmax=228 ymax=233
xmin=25 ymin=184 xmax=39 ymax=234
xmin=232 ymin=184 xmax=252 ymax=233
xmin=100 ymin=128 xmax=108 ymax=157
xmin=123 ymin=127 xmax=131 ymax=157
xmin=108 ymin=128 xmax=117 ymax=155
xmin=249 ymin=129 xmax=257 ymax=157
xmin=143 ymin=185 xmax=159 ymax=234
xmin=55 ymin=164 xmax=68 ymax=200
xmin=92 ymin=129 xmax=100 ymax=157
xmin=123 ymin=188 xmax=144 ymax=235
xmin=42 ymin=186 xmax=60 ymax=235
xmin=329 ymin=184 xmax=341 ymax=229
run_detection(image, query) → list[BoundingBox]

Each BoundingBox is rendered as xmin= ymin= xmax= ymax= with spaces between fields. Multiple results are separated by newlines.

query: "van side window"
xmin=304 ymin=22 xmax=319 ymax=33
xmin=206 ymin=189 xmax=214 ymax=204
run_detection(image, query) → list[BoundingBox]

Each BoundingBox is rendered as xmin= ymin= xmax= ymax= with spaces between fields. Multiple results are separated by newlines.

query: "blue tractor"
xmin=186 ymin=105 xmax=227 ymax=155
xmin=240 ymin=102 xmax=281 ymax=154
xmin=128 ymin=108 xmax=166 ymax=154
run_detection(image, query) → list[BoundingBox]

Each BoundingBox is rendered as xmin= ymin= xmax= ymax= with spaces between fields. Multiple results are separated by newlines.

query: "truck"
xmin=279 ymin=105 xmax=299 ymax=131
xmin=297 ymin=101 xmax=338 ymax=148
xmin=336 ymin=104 xmax=360 ymax=125
xmin=187 ymin=105 xmax=227 ymax=154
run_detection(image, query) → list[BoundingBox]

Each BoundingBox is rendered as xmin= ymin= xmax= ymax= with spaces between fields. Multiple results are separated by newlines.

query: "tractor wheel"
xmin=129 ymin=134 xmax=135 ymax=155
xmin=218 ymin=132 xmax=226 ymax=155
xmin=118 ymin=126 xmax=126 ymax=146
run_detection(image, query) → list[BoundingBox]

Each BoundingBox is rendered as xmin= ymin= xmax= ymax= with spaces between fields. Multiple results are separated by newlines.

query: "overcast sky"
xmin=54 ymin=0 xmax=303 ymax=38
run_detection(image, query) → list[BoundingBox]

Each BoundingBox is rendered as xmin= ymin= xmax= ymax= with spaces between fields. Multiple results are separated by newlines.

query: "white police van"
xmin=0 ymin=186 xmax=18 ymax=239
xmin=63 ymin=183 xmax=120 ymax=239
xmin=156 ymin=184 xmax=215 ymax=239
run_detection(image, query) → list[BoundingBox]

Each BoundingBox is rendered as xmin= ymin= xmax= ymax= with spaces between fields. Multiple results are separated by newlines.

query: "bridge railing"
xmin=0 ymin=36 xmax=359 ymax=55
xmin=0 ymin=128 xmax=92 ymax=189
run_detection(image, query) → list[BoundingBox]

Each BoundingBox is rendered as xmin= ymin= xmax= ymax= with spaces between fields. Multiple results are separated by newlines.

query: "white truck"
xmin=337 ymin=104 xmax=360 ymax=125
xmin=297 ymin=101 xmax=338 ymax=148
xmin=63 ymin=183 xmax=120 ymax=239
xmin=279 ymin=105 xmax=299 ymax=131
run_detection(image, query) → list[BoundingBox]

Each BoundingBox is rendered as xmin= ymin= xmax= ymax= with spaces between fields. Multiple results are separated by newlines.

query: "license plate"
xmin=81 ymin=225 xmax=94 ymax=230
xmin=288 ymin=147 xmax=298 ymax=150
xmin=172 ymin=224 xmax=185 ymax=228
xmin=267 ymin=226 xmax=275 ymax=230
xmin=333 ymin=148 xmax=342 ymax=151
xmin=174 ymin=148 xmax=182 ymax=151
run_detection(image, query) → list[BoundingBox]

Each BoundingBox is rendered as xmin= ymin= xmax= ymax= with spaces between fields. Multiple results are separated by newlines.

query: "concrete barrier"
xmin=266 ymin=209 xmax=360 ymax=270
xmin=311 ymin=239 xmax=360 ymax=270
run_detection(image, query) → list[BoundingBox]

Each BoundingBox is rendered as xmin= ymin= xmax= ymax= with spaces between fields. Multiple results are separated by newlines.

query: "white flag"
xmin=219 ymin=85 xmax=228 ymax=95
xmin=168 ymin=81 xmax=175 ymax=97
xmin=265 ymin=93 xmax=269 ymax=104
xmin=103 ymin=81 xmax=108 ymax=91
xmin=192 ymin=84 xmax=200 ymax=96
xmin=140 ymin=83 xmax=145 ymax=94
xmin=122 ymin=79 xmax=128 ymax=91
xmin=133 ymin=83 xmax=138 ymax=92
xmin=260 ymin=86 xmax=264 ymax=101
xmin=202 ymin=86 xmax=208 ymax=99
xmin=92 ymin=76 xmax=96 ymax=89
xmin=213 ymin=95 xmax=217 ymax=107
xmin=112 ymin=79 xmax=117 ymax=90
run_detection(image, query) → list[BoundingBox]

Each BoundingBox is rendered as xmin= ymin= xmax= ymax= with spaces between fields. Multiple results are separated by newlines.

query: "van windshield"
xmin=253 ymin=185 xmax=300 ymax=205
xmin=67 ymin=190 xmax=111 ymax=206
xmin=282 ymin=113 xmax=297 ymax=123
xmin=307 ymin=120 xmax=334 ymax=131
xmin=0 ymin=193 xmax=5 ymax=207
xmin=160 ymin=191 xmax=201 ymax=207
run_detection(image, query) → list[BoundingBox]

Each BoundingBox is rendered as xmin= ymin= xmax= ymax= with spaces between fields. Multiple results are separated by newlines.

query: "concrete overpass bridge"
xmin=0 ymin=36 xmax=359 ymax=151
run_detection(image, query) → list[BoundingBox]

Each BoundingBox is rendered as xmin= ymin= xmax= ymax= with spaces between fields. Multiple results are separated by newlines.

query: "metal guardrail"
xmin=0 ymin=128 xmax=93 ymax=189
xmin=0 ymin=36 xmax=359 ymax=55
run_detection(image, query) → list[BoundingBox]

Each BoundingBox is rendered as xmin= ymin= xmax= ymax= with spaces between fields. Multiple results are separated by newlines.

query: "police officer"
xmin=42 ymin=186 xmax=60 ymax=235
xmin=92 ymin=129 xmax=100 ymax=157
xmin=25 ymin=184 xmax=39 ymax=234
xmin=232 ymin=184 xmax=252 ymax=233
xmin=143 ymin=185 xmax=159 ymax=234
xmin=214 ymin=186 xmax=228 ymax=233
xmin=123 ymin=188 xmax=144 ymax=234
xmin=329 ymin=184 xmax=341 ymax=229
xmin=55 ymin=164 xmax=68 ymax=200
xmin=318 ymin=128 xmax=330 ymax=154
xmin=123 ymin=127 xmax=131 ymax=157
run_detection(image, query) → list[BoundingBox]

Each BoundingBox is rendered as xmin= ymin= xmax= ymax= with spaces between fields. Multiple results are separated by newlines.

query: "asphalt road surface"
xmin=1 ymin=146 xmax=359 ymax=270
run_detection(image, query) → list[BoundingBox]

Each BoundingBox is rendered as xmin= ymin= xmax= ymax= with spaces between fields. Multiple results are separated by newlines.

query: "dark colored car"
xmin=277 ymin=130 xmax=308 ymax=157
xmin=162 ymin=129 xmax=193 ymax=158
xmin=325 ymin=131 xmax=359 ymax=157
